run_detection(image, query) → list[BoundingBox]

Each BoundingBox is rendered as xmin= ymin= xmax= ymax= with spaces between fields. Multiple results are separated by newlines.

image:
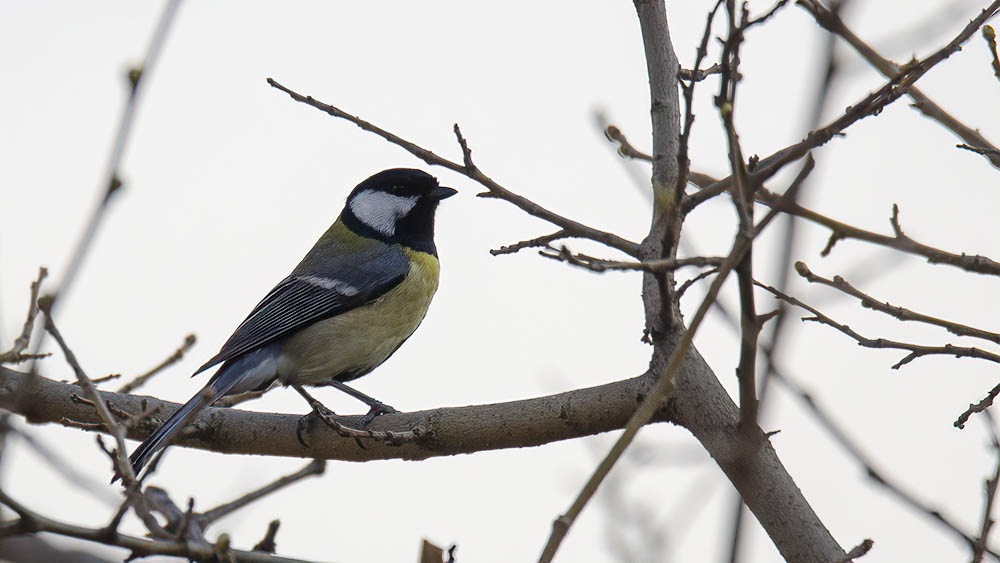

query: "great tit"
xmin=127 ymin=168 xmax=456 ymax=477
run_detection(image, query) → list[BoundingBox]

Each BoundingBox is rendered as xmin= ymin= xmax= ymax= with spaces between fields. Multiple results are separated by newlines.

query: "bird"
xmin=125 ymin=168 xmax=456 ymax=478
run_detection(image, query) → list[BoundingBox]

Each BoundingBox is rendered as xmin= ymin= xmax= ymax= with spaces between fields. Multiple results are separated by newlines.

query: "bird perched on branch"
xmin=126 ymin=168 xmax=456 ymax=478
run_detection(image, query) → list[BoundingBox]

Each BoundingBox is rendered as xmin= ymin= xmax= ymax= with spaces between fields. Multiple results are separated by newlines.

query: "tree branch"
xmin=794 ymin=262 xmax=1000 ymax=345
xmin=265 ymin=79 xmax=640 ymax=258
xmin=0 ymin=490 xmax=310 ymax=562
xmin=0 ymin=365 xmax=670 ymax=462
xmin=685 ymin=0 xmax=1000 ymax=211
xmin=798 ymin=0 xmax=1000 ymax=169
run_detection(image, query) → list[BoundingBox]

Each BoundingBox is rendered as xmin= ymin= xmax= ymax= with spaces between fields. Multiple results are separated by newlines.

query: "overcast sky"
xmin=3 ymin=1 xmax=1000 ymax=562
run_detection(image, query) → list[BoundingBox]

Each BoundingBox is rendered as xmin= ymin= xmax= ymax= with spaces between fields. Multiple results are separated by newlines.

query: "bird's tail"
xmin=127 ymin=367 xmax=243 ymax=478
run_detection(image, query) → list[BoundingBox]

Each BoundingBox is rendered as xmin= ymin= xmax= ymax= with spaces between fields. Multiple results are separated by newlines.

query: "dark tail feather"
xmin=127 ymin=368 xmax=244 ymax=478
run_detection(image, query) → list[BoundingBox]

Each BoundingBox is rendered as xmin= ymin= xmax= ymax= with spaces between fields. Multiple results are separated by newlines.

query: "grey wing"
xmin=194 ymin=243 xmax=409 ymax=375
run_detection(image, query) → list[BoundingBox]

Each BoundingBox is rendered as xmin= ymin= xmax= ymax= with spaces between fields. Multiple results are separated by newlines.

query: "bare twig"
xmin=215 ymin=389 xmax=268 ymax=407
xmin=116 ymin=333 xmax=196 ymax=393
xmin=798 ymin=0 xmax=1000 ymax=169
xmin=834 ymin=539 xmax=874 ymax=563
xmin=39 ymin=304 xmax=132 ymax=481
xmin=253 ymin=520 xmax=281 ymax=553
xmin=3 ymin=420 xmax=118 ymax=505
xmin=755 ymin=278 xmax=1000 ymax=369
xmin=37 ymin=301 xmax=166 ymax=538
xmin=91 ymin=373 xmax=121 ymax=385
xmin=958 ymin=386 xmax=1000 ymax=429
xmin=973 ymin=412 xmax=1000 ymax=563
xmin=677 ymin=0 xmax=725 ymax=200
xmin=197 ymin=459 xmax=325 ymax=526
xmin=795 ymin=262 xmax=1000 ymax=345
xmin=687 ymin=0 xmax=1000 ymax=211
xmin=0 ymin=490 xmax=312 ymax=562
xmin=959 ymin=143 xmax=1000 ymax=159
xmin=768 ymin=370 xmax=1000 ymax=558
xmin=28 ymin=0 xmax=185 ymax=370
xmin=491 ymin=230 xmax=569 ymax=256
xmin=143 ymin=487 xmax=208 ymax=547
xmin=754 ymin=191 xmax=1000 ymax=276
xmin=604 ymin=125 xmax=652 ymax=162
xmin=678 ymin=63 xmax=723 ymax=82
xmin=537 ymin=246 xmax=723 ymax=273
xmin=676 ymin=267 xmax=720 ymax=300
xmin=985 ymin=25 xmax=1000 ymax=82
xmin=266 ymin=78 xmax=640 ymax=258
xmin=0 ymin=268 xmax=48 ymax=365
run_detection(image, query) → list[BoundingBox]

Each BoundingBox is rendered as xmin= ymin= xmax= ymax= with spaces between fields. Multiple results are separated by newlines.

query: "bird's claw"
xmin=296 ymin=403 xmax=338 ymax=447
xmin=357 ymin=402 xmax=399 ymax=428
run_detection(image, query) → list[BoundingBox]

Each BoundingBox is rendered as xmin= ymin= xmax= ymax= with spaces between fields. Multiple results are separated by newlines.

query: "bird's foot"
xmin=291 ymin=383 xmax=415 ymax=447
xmin=357 ymin=401 xmax=399 ymax=428
xmin=296 ymin=402 xmax=337 ymax=448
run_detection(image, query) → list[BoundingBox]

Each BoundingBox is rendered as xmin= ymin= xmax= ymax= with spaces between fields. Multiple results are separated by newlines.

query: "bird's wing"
xmin=194 ymin=242 xmax=409 ymax=375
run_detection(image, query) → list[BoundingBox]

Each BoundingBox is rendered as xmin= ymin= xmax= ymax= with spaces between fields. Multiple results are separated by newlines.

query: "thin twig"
xmin=28 ymin=0 xmax=185 ymax=370
xmin=676 ymin=268 xmax=721 ymax=300
xmin=687 ymin=0 xmax=1000 ymax=210
xmin=797 ymin=0 xmax=1000 ymax=169
xmin=767 ymin=371 xmax=1000 ymax=558
xmin=253 ymin=520 xmax=281 ymax=554
xmin=959 ymin=386 xmax=1000 ymax=429
xmin=834 ymin=539 xmax=874 ymax=563
xmin=985 ymin=26 xmax=1000 ymax=82
xmin=266 ymin=78 xmax=640 ymax=257
xmin=753 ymin=190 xmax=1000 ymax=276
xmin=491 ymin=231 xmax=569 ymax=256
xmin=958 ymin=143 xmax=1000 ymax=158
xmin=756 ymin=277 xmax=1000 ymax=369
xmin=0 ymin=490 xmax=311 ymax=562
xmin=117 ymin=333 xmax=196 ymax=394
xmin=795 ymin=262 xmax=1000 ymax=345
xmin=0 ymin=268 xmax=48 ymax=365
xmin=537 ymin=246 xmax=723 ymax=273
xmin=677 ymin=0 xmax=725 ymax=200
xmin=197 ymin=459 xmax=325 ymax=526
xmin=973 ymin=411 xmax=1000 ymax=563
xmin=678 ymin=63 xmax=723 ymax=82
xmin=3 ymin=421 xmax=119 ymax=506
xmin=38 ymin=301 xmax=165 ymax=536
xmin=604 ymin=125 xmax=652 ymax=162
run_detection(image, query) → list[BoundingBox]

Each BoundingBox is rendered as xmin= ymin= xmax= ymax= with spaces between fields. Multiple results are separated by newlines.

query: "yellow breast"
xmin=280 ymin=248 xmax=440 ymax=385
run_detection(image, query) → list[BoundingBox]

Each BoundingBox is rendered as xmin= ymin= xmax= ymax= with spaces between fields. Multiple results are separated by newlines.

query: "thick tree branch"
xmin=0 ymin=365 xmax=670 ymax=462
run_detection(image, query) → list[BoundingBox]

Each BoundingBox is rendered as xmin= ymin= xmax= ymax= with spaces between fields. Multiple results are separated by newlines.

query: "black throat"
xmin=341 ymin=200 xmax=439 ymax=256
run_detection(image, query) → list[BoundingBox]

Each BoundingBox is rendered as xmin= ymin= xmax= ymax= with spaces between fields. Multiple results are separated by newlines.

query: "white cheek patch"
xmin=349 ymin=189 xmax=419 ymax=236
xmin=299 ymin=275 xmax=359 ymax=296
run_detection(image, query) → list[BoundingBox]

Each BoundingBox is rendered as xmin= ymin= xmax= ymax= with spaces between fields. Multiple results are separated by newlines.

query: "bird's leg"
xmin=292 ymin=384 xmax=338 ymax=447
xmin=327 ymin=380 xmax=399 ymax=427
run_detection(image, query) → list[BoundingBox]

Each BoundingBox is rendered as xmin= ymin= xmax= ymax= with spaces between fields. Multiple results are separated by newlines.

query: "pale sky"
xmin=2 ymin=1 xmax=1000 ymax=562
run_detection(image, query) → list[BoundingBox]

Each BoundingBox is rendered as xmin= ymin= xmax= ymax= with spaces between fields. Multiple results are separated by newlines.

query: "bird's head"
xmin=341 ymin=168 xmax=457 ymax=252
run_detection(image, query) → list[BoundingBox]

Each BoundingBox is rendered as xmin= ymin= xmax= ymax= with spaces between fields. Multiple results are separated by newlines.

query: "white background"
xmin=2 ymin=1 xmax=999 ymax=562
